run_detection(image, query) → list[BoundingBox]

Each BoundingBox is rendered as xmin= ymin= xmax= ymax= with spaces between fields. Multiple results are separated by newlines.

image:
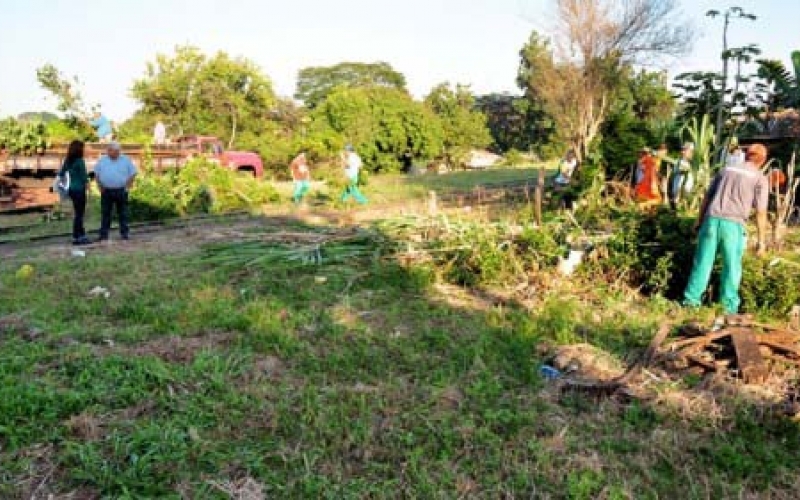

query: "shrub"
xmin=129 ymin=158 xmax=279 ymax=221
xmin=583 ymin=207 xmax=800 ymax=316
xmin=740 ymin=257 xmax=800 ymax=314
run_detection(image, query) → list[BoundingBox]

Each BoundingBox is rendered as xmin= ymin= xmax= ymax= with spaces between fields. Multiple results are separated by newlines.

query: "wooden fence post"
xmin=428 ymin=190 xmax=438 ymax=216
xmin=534 ymin=168 xmax=545 ymax=227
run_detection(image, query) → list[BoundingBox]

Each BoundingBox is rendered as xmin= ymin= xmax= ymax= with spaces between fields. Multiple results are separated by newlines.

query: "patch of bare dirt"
xmin=208 ymin=477 xmax=266 ymax=500
xmin=100 ymin=331 xmax=235 ymax=363
xmin=0 ymin=314 xmax=43 ymax=342
xmin=64 ymin=413 xmax=104 ymax=442
xmin=238 ymin=355 xmax=286 ymax=385
xmin=1 ymin=444 xmax=101 ymax=500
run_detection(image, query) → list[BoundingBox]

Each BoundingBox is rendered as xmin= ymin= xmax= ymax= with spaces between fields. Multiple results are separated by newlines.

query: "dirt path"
xmin=0 ymin=179 xmax=532 ymax=261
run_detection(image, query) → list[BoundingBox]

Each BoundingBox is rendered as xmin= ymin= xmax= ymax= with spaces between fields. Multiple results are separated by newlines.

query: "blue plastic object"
xmin=539 ymin=365 xmax=561 ymax=380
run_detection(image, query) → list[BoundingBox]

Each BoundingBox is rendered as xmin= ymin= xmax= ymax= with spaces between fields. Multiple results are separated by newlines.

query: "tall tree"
xmin=518 ymin=0 xmax=693 ymax=162
xmin=36 ymin=64 xmax=92 ymax=119
xmin=295 ymin=62 xmax=407 ymax=108
xmin=309 ymin=86 xmax=442 ymax=173
xmin=130 ymin=46 xmax=276 ymax=146
xmin=601 ymin=69 xmax=676 ymax=176
xmin=673 ymin=71 xmax=726 ymax=121
xmin=475 ymin=93 xmax=554 ymax=154
xmin=706 ymin=7 xmax=757 ymax=150
xmin=756 ymin=51 xmax=800 ymax=111
xmin=424 ymin=83 xmax=491 ymax=167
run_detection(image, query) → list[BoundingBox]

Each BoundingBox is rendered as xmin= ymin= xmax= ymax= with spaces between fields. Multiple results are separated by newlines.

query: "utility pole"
xmin=707 ymin=7 xmax=757 ymax=155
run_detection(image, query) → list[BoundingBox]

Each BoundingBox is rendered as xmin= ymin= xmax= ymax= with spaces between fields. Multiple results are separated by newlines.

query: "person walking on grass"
xmin=683 ymin=143 xmax=770 ymax=315
xmin=290 ymin=152 xmax=311 ymax=204
xmin=58 ymin=140 xmax=91 ymax=245
xmin=340 ymin=144 xmax=367 ymax=205
xmin=94 ymin=142 xmax=137 ymax=242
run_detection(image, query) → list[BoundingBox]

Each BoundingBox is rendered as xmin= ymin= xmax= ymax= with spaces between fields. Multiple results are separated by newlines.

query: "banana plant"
xmin=681 ymin=114 xmax=716 ymax=210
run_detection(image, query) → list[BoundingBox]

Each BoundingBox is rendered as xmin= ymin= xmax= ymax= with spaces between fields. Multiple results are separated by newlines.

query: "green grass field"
xmin=1 ymin=211 xmax=799 ymax=498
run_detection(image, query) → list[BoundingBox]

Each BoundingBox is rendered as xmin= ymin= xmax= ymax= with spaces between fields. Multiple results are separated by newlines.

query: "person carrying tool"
xmin=340 ymin=144 xmax=367 ymax=205
xmin=683 ymin=144 xmax=770 ymax=315
xmin=289 ymin=152 xmax=311 ymax=204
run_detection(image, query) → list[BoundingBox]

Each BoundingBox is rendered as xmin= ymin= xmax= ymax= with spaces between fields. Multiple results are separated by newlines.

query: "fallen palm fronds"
xmin=200 ymin=228 xmax=391 ymax=269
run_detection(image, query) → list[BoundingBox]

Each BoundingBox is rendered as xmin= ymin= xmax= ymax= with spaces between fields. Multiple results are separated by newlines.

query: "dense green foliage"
xmin=130 ymin=46 xmax=276 ymax=147
xmin=600 ymin=70 xmax=676 ymax=177
xmin=0 ymin=118 xmax=50 ymax=155
xmin=308 ymin=86 xmax=444 ymax=173
xmin=424 ymin=83 xmax=492 ymax=166
xmin=295 ymin=61 xmax=407 ymax=109
xmin=756 ymin=50 xmax=800 ymax=111
xmin=475 ymin=93 xmax=554 ymax=156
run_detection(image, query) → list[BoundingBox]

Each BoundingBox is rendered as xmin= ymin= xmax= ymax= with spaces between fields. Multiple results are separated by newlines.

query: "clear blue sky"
xmin=0 ymin=0 xmax=795 ymax=120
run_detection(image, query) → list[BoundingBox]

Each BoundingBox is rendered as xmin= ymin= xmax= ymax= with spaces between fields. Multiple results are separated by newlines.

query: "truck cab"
xmin=174 ymin=136 xmax=263 ymax=178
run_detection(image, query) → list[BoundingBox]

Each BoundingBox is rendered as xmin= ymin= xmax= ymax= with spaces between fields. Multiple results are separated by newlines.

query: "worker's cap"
xmin=345 ymin=144 xmax=354 ymax=152
xmin=107 ymin=142 xmax=121 ymax=151
xmin=681 ymin=142 xmax=695 ymax=151
xmin=639 ymin=146 xmax=651 ymax=153
xmin=745 ymin=143 xmax=768 ymax=163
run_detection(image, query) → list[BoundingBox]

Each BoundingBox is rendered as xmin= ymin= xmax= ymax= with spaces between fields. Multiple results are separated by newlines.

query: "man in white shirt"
xmin=340 ymin=145 xmax=367 ymax=204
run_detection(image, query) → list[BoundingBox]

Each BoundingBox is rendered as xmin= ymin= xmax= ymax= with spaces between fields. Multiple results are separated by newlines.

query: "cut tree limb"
xmin=561 ymin=323 xmax=672 ymax=394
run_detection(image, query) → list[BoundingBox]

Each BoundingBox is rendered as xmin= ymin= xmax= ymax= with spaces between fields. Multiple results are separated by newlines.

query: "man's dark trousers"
xmin=99 ymin=188 xmax=129 ymax=240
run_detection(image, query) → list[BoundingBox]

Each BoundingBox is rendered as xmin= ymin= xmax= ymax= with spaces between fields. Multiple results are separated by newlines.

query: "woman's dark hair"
xmin=64 ymin=140 xmax=85 ymax=166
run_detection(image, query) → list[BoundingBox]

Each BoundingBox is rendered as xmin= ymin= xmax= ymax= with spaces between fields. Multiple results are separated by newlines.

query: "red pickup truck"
xmin=152 ymin=135 xmax=264 ymax=178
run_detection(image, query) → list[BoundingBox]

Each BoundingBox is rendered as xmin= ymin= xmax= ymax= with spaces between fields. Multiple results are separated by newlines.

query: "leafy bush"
xmin=504 ymin=149 xmax=525 ymax=167
xmin=584 ymin=208 xmax=696 ymax=297
xmin=0 ymin=118 xmax=50 ymax=154
xmin=583 ymin=208 xmax=800 ymax=315
xmin=740 ymin=257 xmax=800 ymax=314
xmin=382 ymin=218 xmax=567 ymax=288
xmin=308 ymin=86 xmax=443 ymax=173
xmin=129 ymin=158 xmax=279 ymax=221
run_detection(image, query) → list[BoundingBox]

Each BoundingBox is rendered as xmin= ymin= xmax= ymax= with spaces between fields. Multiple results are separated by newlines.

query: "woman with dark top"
xmin=58 ymin=140 xmax=91 ymax=245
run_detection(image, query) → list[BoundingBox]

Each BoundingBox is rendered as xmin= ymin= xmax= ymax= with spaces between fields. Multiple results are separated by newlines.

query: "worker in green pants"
xmin=290 ymin=152 xmax=311 ymax=204
xmin=340 ymin=144 xmax=367 ymax=205
xmin=683 ymin=143 xmax=769 ymax=314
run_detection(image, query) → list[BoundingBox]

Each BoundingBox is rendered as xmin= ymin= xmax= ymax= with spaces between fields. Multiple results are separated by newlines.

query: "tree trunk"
xmin=228 ymin=110 xmax=237 ymax=149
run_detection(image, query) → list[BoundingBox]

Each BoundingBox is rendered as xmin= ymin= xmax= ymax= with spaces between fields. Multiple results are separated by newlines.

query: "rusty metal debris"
xmin=662 ymin=316 xmax=800 ymax=381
